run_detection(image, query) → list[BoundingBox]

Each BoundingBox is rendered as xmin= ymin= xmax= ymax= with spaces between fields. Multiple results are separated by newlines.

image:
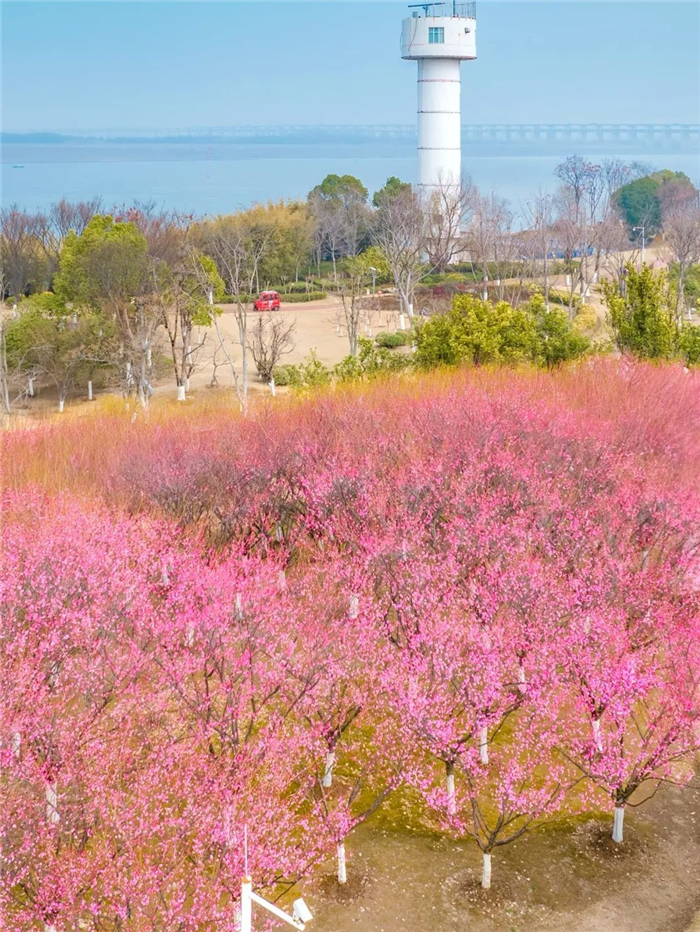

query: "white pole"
xmin=241 ymin=878 xmax=252 ymax=932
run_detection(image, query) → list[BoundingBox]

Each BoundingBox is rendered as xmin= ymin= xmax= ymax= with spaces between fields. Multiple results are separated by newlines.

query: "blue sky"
xmin=2 ymin=1 xmax=699 ymax=132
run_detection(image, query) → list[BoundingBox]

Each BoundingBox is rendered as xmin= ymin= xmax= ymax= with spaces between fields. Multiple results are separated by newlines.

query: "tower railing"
xmin=407 ymin=2 xmax=476 ymax=19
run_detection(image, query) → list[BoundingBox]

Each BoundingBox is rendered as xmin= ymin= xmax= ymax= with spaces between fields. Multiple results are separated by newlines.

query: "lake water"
xmin=2 ymin=141 xmax=698 ymax=219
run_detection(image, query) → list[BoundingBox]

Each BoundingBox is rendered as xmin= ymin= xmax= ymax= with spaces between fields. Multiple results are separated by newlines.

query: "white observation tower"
xmin=401 ymin=2 xmax=477 ymax=192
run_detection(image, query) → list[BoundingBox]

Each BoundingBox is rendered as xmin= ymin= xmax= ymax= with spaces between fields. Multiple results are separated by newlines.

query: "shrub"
xmin=271 ymin=364 xmax=301 ymax=387
xmin=602 ymin=264 xmax=677 ymax=359
xmin=282 ymin=292 xmax=327 ymax=303
xmin=413 ymin=293 xmax=589 ymax=370
xmin=375 ymin=331 xmax=411 ymax=349
xmin=679 ymin=323 xmax=700 ymax=367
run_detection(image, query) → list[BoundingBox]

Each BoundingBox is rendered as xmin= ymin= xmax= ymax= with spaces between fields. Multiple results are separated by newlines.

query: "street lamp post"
xmin=368 ymin=266 xmax=377 ymax=294
xmin=632 ymin=225 xmax=646 ymax=266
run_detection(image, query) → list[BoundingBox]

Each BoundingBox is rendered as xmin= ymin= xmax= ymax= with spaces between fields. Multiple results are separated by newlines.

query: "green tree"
xmin=612 ymin=170 xmax=695 ymax=237
xmin=602 ymin=264 xmax=676 ymax=359
xmin=5 ymin=294 xmax=116 ymax=410
xmin=54 ymin=215 xmax=159 ymax=405
xmin=372 ymin=176 xmax=412 ymax=208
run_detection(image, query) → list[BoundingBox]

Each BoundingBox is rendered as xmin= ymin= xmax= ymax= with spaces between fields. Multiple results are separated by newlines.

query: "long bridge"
xmin=32 ymin=124 xmax=698 ymax=145
xmin=8 ymin=124 xmax=697 ymax=152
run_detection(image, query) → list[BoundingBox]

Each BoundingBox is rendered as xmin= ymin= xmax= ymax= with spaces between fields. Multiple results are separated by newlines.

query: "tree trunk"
xmin=177 ymin=384 xmax=186 ymax=402
xmin=58 ymin=396 xmax=65 ymax=413
xmin=46 ymin=782 xmax=59 ymax=824
xmin=28 ymin=376 xmax=35 ymax=397
xmin=88 ymin=380 xmax=93 ymax=401
xmin=337 ymin=842 xmax=347 ymax=884
xmin=479 ymin=726 xmax=489 ymax=765
xmin=446 ymin=760 xmax=456 ymax=816
xmin=612 ymin=805 xmax=625 ymax=843
xmin=481 ymin=852 xmax=492 ymax=889
xmin=592 ymin=717 xmax=603 ymax=752
xmin=322 ymin=750 xmax=336 ymax=788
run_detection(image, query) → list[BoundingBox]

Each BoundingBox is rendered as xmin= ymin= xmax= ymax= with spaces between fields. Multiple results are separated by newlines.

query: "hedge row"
xmin=220 ymin=292 xmax=327 ymax=304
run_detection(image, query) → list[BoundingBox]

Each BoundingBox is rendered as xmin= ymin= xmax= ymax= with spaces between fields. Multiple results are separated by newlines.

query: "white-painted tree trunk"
xmin=235 ymin=593 xmax=244 ymax=620
xmin=446 ymin=761 xmax=456 ymax=815
xmin=592 ymin=718 xmax=603 ymax=752
xmin=177 ymin=384 xmax=186 ymax=402
xmin=479 ymin=726 xmax=489 ymax=764
xmin=11 ymin=731 xmax=20 ymax=758
xmin=408 ymin=302 xmax=414 ymax=319
xmin=482 ymin=289 xmax=488 ymax=301
xmin=58 ymin=397 xmax=65 ymax=413
xmin=269 ymin=379 xmax=276 ymax=397
xmin=28 ymin=376 xmax=35 ymax=397
xmin=46 ymin=782 xmax=60 ymax=824
xmin=481 ymin=852 xmax=492 ymax=889
xmin=88 ymin=380 xmax=93 ymax=401
xmin=186 ymin=623 xmax=195 ymax=647
xmin=518 ymin=664 xmax=527 ymax=694
xmin=349 ymin=594 xmax=359 ymax=619
xmin=147 ymin=346 xmax=152 ymax=368
xmin=398 ymin=313 xmax=406 ymax=331
xmin=612 ymin=805 xmax=625 ymax=843
xmin=337 ymin=842 xmax=347 ymax=884
xmin=322 ymin=750 xmax=336 ymax=788
xmin=44 ymin=924 xmax=57 ymax=932
xmin=277 ymin=570 xmax=287 ymax=591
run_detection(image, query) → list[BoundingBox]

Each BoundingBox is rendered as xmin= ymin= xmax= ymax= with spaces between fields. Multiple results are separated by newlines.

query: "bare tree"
xmin=36 ymin=197 xmax=103 ymax=280
xmin=371 ymin=186 xmax=426 ymax=320
xmin=523 ymin=189 xmax=554 ymax=307
xmin=338 ymin=258 xmax=372 ymax=356
xmin=248 ymin=314 xmax=296 ymax=385
xmin=0 ymin=206 xmax=43 ymax=299
xmin=203 ymin=215 xmax=275 ymax=411
xmin=662 ymin=193 xmax=700 ymax=318
xmin=465 ymin=191 xmax=516 ymax=302
xmin=422 ymin=179 xmax=475 ymax=272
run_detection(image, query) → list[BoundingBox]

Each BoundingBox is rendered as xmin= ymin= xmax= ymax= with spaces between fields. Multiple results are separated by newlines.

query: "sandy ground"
xmin=301 ymin=781 xmax=700 ymax=932
xmin=180 ymin=295 xmax=402 ymax=396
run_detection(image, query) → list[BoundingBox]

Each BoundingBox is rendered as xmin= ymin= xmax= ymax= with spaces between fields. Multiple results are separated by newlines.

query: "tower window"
xmin=428 ymin=27 xmax=445 ymax=44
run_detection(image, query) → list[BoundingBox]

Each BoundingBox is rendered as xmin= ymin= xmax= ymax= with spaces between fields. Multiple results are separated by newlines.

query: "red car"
xmin=253 ymin=290 xmax=281 ymax=311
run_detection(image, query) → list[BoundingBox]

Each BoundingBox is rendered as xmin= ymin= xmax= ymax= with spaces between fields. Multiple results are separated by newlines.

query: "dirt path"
xmin=301 ymin=782 xmax=700 ymax=932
